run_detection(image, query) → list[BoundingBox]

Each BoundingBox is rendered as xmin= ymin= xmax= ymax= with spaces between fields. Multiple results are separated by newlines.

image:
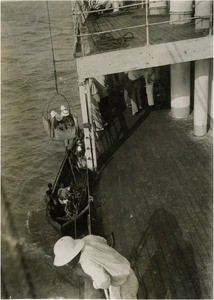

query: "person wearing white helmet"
xmin=50 ymin=110 xmax=63 ymax=124
xmin=50 ymin=110 xmax=64 ymax=138
xmin=60 ymin=105 xmax=75 ymax=128
xmin=60 ymin=105 xmax=79 ymax=150
xmin=60 ymin=105 xmax=69 ymax=117
xmin=53 ymin=234 xmax=139 ymax=299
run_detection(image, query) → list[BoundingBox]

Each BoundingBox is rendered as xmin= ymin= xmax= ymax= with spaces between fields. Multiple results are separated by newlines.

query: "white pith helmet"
xmin=50 ymin=110 xmax=57 ymax=118
xmin=61 ymin=105 xmax=69 ymax=117
xmin=53 ymin=236 xmax=84 ymax=267
xmin=61 ymin=105 xmax=67 ymax=111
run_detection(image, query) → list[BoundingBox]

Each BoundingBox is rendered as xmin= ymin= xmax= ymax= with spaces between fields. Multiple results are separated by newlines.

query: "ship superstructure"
xmin=72 ymin=0 xmax=213 ymax=171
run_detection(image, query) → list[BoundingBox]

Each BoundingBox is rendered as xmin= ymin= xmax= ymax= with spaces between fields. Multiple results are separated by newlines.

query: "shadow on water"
xmin=129 ymin=208 xmax=202 ymax=299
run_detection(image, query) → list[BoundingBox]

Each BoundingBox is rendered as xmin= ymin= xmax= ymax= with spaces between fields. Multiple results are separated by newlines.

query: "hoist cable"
xmin=46 ymin=1 xmax=59 ymax=94
xmin=86 ymin=168 xmax=92 ymax=235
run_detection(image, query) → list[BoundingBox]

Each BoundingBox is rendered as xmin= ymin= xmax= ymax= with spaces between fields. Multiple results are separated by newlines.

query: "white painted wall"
xmin=195 ymin=0 xmax=212 ymax=29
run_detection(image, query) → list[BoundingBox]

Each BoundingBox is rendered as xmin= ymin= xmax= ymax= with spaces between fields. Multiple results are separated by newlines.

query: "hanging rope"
xmin=43 ymin=2 xmax=77 ymax=118
xmin=46 ymin=1 xmax=59 ymax=94
xmin=86 ymin=168 xmax=92 ymax=235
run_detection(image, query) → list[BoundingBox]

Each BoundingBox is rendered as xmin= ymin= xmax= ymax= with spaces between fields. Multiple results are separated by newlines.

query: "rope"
xmin=86 ymin=168 xmax=92 ymax=235
xmin=42 ymin=92 xmax=72 ymax=118
xmin=43 ymin=3 xmax=77 ymax=119
xmin=46 ymin=1 xmax=58 ymax=94
xmin=96 ymin=31 xmax=134 ymax=51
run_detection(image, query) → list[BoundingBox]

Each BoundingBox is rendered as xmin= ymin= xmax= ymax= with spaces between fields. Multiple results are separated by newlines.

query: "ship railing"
xmin=72 ymin=0 xmax=212 ymax=56
xmin=72 ymin=1 xmax=89 ymax=56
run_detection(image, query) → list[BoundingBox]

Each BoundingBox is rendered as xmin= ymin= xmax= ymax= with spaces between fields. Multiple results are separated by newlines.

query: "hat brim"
xmin=54 ymin=239 xmax=84 ymax=267
xmin=61 ymin=111 xmax=69 ymax=117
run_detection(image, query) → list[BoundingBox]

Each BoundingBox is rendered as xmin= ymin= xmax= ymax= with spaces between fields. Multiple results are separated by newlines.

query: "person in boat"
xmin=44 ymin=183 xmax=60 ymax=220
xmin=50 ymin=110 xmax=65 ymax=138
xmin=57 ymin=184 xmax=80 ymax=217
xmin=53 ymin=235 xmax=139 ymax=299
xmin=60 ymin=105 xmax=79 ymax=151
xmin=60 ymin=105 xmax=75 ymax=128
xmin=45 ymin=183 xmax=58 ymax=206
xmin=45 ymin=183 xmax=53 ymax=202
xmin=57 ymin=184 xmax=73 ymax=204
xmin=46 ymin=197 xmax=59 ymax=220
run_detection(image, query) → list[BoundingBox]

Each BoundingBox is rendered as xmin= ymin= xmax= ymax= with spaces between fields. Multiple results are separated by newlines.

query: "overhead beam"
xmin=76 ymin=36 xmax=213 ymax=79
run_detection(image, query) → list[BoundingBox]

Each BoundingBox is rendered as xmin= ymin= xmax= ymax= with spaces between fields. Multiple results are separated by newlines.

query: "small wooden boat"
xmin=44 ymin=135 xmax=97 ymax=238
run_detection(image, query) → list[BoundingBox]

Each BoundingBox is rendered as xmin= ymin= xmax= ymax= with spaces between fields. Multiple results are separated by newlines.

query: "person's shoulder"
xmin=83 ymin=234 xmax=107 ymax=244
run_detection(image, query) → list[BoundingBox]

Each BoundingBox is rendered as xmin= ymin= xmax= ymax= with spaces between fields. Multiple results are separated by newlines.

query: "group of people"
xmin=50 ymin=69 xmax=159 ymax=299
xmin=45 ymin=181 xmax=84 ymax=223
xmin=124 ymin=68 xmax=156 ymax=116
xmin=50 ymin=105 xmax=78 ymax=150
xmin=88 ymin=68 xmax=156 ymax=132
xmin=57 ymin=183 xmax=81 ymax=219
xmin=50 ymin=105 xmax=75 ymax=131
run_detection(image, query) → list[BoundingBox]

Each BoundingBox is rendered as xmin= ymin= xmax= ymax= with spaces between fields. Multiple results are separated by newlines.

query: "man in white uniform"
xmin=53 ymin=235 xmax=139 ymax=299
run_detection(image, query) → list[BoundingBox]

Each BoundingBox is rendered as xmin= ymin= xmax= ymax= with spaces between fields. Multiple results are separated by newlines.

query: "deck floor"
xmin=91 ymin=108 xmax=213 ymax=299
xmin=81 ymin=7 xmax=210 ymax=55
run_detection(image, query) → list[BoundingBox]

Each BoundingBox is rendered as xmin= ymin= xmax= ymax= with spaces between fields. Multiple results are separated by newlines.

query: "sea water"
xmin=1 ymin=2 xmax=84 ymax=298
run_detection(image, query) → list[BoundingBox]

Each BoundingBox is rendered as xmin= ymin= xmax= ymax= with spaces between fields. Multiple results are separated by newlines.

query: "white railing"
xmin=72 ymin=0 xmax=212 ymax=55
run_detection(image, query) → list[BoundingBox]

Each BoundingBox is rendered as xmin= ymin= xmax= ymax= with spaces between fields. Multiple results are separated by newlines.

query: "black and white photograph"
xmin=1 ymin=0 xmax=213 ymax=299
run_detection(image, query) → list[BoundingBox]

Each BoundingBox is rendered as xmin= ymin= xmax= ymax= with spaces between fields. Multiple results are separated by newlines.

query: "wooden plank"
xmin=76 ymin=36 xmax=213 ymax=79
xmin=85 ymin=80 xmax=98 ymax=170
xmin=93 ymin=109 xmax=212 ymax=298
xmin=81 ymin=9 xmax=208 ymax=54
xmin=78 ymin=82 xmax=94 ymax=170
xmin=142 ymin=113 xmax=211 ymax=298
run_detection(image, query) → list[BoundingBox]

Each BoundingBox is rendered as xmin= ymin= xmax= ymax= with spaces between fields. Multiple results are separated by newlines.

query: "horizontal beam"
xmin=76 ymin=36 xmax=213 ymax=79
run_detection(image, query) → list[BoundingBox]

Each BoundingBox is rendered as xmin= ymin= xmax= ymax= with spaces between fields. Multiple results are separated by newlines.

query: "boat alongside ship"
xmin=44 ymin=138 xmax=96 ymax=237
xmin=27 ymin=1 xmax=213 ymax=298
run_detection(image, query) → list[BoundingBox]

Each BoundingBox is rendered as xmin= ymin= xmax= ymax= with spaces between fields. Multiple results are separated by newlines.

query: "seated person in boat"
xmin=46 ymin=198 xmax=59 ymax=220
xmin=60 ymin=105 xmax=75 ymax=129
xmin=45 ymin=185 xmax=62 ymax=220
xmin=50 ymin=106 xmax=75 ymax=131
xmin=50 ymin=110 xmax=64 ymax=130
xmin=44 ymin=183 xmax=53 ymax=204
xmin=57 ymin=184 xmax=79 ymax=216
xmin=57 ymin=184 xmax=73 ymax=205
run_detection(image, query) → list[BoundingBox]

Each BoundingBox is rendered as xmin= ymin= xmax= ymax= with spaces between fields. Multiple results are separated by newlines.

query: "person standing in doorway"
xmin=144 ymin=68 xmax=156 ymax=107
xmin=88 ymin=78 xmax=105 ymax=132
xmin=126 ymin=69 xmax=145 ymax=116
xmin=53 ymin=235 xmax=139 ymax=299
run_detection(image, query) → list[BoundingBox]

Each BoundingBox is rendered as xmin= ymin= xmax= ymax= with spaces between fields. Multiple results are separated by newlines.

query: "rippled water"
xmin=1 ymin=2 xmax=85 ymax=298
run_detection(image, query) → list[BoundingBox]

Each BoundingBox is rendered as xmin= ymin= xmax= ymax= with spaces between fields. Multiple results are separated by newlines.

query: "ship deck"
xmin=90 ymin=108 xmax=213 ymax=299
xmin=79 ymin=7 xmax=210 ymax=56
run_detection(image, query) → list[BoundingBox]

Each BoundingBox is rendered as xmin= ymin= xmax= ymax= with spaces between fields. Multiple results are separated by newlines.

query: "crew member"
xmin=53 ymin=235 xmax=139 ymax=299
